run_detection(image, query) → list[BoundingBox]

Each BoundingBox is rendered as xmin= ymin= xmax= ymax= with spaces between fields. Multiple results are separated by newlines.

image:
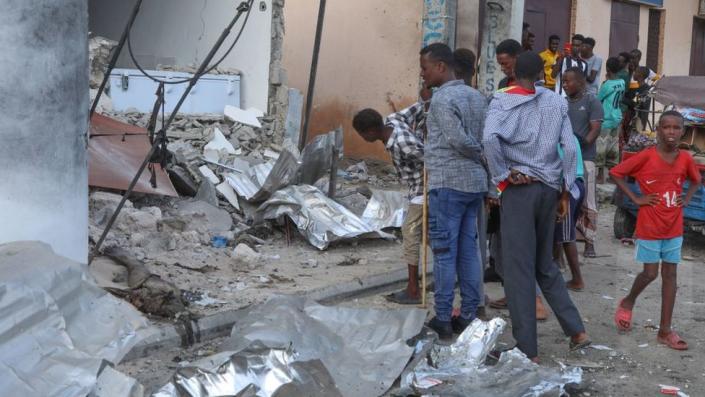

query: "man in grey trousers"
xmin=482 ymin=51 xmax=591 ymax=361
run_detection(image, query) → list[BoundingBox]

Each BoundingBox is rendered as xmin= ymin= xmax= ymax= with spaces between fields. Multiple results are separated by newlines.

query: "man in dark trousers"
xmin=419 ymin=43 xmax=488 ymax=340
xmin=483 ymin=51 xmax=591 ymax=361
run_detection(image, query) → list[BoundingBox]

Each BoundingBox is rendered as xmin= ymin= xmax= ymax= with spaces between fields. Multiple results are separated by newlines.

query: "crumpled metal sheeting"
xmin=226 ymin=150 xmax=299 ymax=202
xmin=154 ymin=343 xmax=341 ymax=397
xmin=255 ymin=185 xmax=396 ymax=250
xmin=361 ymin=189 xmax=408 ymax=230
xmin=0 ymin=241 xmax=154 ymax=397
xmin=402 ymin=318 xmax=582 ymax=396
xmin=216 ymin=295 xmax=427 ymax=397
xmin=90 ymin=365 xmax=145 ymax=397
xmin=297 ymin=128 xmax=343 ymax=185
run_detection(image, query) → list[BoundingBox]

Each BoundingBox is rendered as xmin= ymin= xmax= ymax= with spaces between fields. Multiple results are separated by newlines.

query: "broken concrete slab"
xmin=231 ymin=243 xmax=261 ymax=270
xmin=175 ymin=200 xmax=233 ymax=234
xmin=194 ymin=180 xmax=219 ymax=208
xmin=216 ymin=181 xmax=241 ymax=211
xmin=198 ymin=165 xmax=220 ymax=185
xmin=203 ymin=127 xmax=236 ymax=163
xmin=224 ymin=105 xmax=263 ymax=128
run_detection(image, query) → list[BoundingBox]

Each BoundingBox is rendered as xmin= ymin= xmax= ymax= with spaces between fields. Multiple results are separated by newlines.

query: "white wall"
xmin=89 ymin=0 xmax=272 ymax=112
xmin=662 ymin=0 xmax=700 ymax=76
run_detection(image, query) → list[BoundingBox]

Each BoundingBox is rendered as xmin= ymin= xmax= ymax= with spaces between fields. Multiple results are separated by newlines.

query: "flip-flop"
xmin=489 ymin=297 xmax=508 ymax=310
xmin=614 ymin=298 xmax=633 ymax=331
xmin=384 ymin=290 xmax=421 ymax=305
xmin=583 ymin=246 xmax=597 ymax=258
xmin=566 ymin=283 xmax=584 ymax=292
xmin=657 ymin=331 xmax=689 ymax=351
xmin=569 ymin=337 xmax=592 ymax=351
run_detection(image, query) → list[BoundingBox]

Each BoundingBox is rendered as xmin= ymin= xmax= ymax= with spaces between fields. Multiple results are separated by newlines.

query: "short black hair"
xmin=564 ymin=66 xmax=587 ymax=81
xmin=523 ymin=22 xmax=530 ymax=30
xmin=572 ymin=34 xmax=585 ymax=42
xmin=496 ymin=39 xmax=522 ymax=57
xmin=635 ymin=66 xmax=650 ymax=77
xmin=606 ymin=57 xmax=622 ymax=74
xmin=631 ymin=48 xmax=642 ymax=58
xmin=548 ymin=34 xmax=560 ymax=43
xmin=352 ymin=108 xmax=384 ymax=133
xmin=420 ymin=42 xmax=455 ymax=66
xmin=659 ymin=110 xmax=684 ymax=126
xmin=618 ymin=52 xmax=632 ymax=62
xmin=582 ymin=37 xmax=596 ymax=47
xmin=454 ymin=48 xmax=476 ymax=78
xmin=514 ymin=51 xmax=544 ymax=80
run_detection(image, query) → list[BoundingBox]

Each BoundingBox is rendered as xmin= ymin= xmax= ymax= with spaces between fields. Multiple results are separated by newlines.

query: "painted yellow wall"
xmin=662 ymin=0 xmax=700 ymax=76
xmin=282 ymin=0 xmax=424 ymax=160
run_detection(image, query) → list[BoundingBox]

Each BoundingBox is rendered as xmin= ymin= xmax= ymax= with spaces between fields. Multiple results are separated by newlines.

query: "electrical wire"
xmin=125 ymin=0 xmax=253 ymax=85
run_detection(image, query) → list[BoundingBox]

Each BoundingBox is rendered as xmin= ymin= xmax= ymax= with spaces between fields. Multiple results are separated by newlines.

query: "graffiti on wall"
xmin=422 ymin=0 xmax=456 ymax=47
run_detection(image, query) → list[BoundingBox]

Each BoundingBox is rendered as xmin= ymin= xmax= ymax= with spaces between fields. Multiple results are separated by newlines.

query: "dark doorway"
xmin=691 ymin=17 xmax=705 ymax=76
xmin=646 ymin=9 xmax=663 ymax=72
xmin=524 ymin=0 xmax=572 ymax=52
xmin=609 ymin=1 xmax=640 ymax=57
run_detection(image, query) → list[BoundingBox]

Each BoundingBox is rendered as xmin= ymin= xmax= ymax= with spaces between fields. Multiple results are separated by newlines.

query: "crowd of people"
xmin=351 ymin=29 xmax=701 ymax=361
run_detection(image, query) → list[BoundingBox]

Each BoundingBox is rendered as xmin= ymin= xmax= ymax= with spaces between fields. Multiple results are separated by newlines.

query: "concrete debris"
xmin=198 ymin=165 xmax=220 ymax=185
xmin=216 ymin=181 xmax=241 ymax=211
xmin=175 ymin=200 xmax=233 ymax=233
xmin=203 ymin=127 xmax=236 ymax=163
xmin=231 ymin=243 xmax=262 ymax=270
xmin=89 ymin=35 xmax=117 ymax=89
xmin=194 ymin=180 xmax=219 ymax=207
xmin=224 ymin=105 xmax=264 ymax=128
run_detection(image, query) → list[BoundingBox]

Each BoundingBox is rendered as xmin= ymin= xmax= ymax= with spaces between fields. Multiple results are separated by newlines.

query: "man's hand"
xmin=557 ymin=191 xmax=569 ymax=221
xmin=485 ymin=197 xmax=500 ymax=210
xmin=508 ymin=169 xmax=532 ymax=185
xmin=634 ymin=193 xmax=660 ymax=207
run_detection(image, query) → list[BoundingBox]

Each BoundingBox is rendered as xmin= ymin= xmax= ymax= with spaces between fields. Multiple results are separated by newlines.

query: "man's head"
xmin=618 ymin=52 xmax=632 ymax=70
xmin=352 ymin=109 xmax=385 ymax=143
xmin=580 ymin=37 xmax=595 ymax=58
xmin=419 ymin=43 xmax=455 ymax=88
xmin=606 ymin=57 xmax=621 ymax=77
xmin=571 ymin=34 xmax=584 ymax=56
xmin=548 ymin=35 xmax=560 ymax=52
xmin=522 ymin=22 xmax=531 ymax=46
xmin=562 ymin=66 xmax=586 ymax=97
xmin=634 ymin=66 xmax=650 ymax=84
xmin=495 ymin=39 xmax=522 ymax=79
xmin=630 ymin=48 xmax=642 ymax=68
xmin=526 ymin=32 xmax=536 ymax=51
xmin=514 ymin=51 xmax=544 ymax=82
xmin=657 ymin=110 xmax=685 ymax=149
xmin=454 ymin=48 xmax=476 ymax=85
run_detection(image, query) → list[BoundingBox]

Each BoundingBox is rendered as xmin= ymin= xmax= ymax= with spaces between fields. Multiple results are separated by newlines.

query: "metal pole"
xmin=89 ymin=0 xmax=144 ymax=118
xmin=90 ymin=2 xmax=252 ymax=263
xmin=421 ymin=169 xmax=429 ymax=308
xmin=299 ymin=0 xmax=327 ymax=151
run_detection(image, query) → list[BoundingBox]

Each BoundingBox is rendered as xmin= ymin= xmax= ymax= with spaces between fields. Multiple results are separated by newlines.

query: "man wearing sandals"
xmin=612 ymin=111 xmax=701 ymax=350
xmin=483 ymin=52 xmax=591 ymax=361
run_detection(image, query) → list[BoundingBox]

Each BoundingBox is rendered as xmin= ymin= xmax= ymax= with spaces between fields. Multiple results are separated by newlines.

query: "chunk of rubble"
xmin=203 ymin=127 xmax=236 ymax=163
xmin=231 ymin=243 xmax=262 ymax=270
xmin=224 ymin=105 xmax=263 ymax=128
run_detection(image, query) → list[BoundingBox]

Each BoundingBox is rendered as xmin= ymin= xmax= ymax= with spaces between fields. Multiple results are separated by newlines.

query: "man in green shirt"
xmin=596 ymin=57 xmax=625 ymax=183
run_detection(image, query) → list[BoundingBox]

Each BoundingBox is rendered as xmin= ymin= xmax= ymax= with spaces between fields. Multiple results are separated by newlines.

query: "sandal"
xmin=657 ymin=331 xmax=689 ymax=351
xmin=489 ymin=297 xmax=508 ymax=310
xmin=569 ymin=337 xmax=592 ymax=351
xmin=614 ymin=298 xmax=633 ymax=331
xmin=384 ymin=290 xmax=421 ymax=305
xmin=583 ymin=244 xmax=596 ymax=258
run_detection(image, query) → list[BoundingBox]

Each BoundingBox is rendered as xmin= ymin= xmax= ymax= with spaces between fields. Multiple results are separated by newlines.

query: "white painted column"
xmin=0 ymin=0 xmax=89 ymax=263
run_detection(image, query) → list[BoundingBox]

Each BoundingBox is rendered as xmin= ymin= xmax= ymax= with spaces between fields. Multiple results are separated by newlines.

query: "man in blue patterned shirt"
xmin=420 ymin=43 xmax=488 ymax=340
xmin=483 ymin=51 xmax=591 ymax=361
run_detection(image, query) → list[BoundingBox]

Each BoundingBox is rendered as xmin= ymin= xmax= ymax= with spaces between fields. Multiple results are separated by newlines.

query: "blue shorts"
xmin=635 ymin=237 xmax=683 ymax=264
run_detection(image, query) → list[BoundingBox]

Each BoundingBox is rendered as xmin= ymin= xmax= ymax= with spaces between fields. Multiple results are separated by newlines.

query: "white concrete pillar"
xmin=477 ymin=0 xmax=525 ymax=96
xmin=0 ymin=0 xmax=89 ymax=263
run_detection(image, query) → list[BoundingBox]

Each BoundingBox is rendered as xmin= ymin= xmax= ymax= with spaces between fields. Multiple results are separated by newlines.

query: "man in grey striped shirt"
xmin=483 ymin=51 xmax=591 ymax=361
xmin=420 ymin=43 xmax=488 ymax=340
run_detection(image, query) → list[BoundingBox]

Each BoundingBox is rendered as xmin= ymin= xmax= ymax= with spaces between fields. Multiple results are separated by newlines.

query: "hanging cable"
xmin=125 ymin=0 xmax=253 ymax=85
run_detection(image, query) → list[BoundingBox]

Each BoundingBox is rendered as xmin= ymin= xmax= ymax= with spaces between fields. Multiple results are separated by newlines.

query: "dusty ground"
xmin=120 ymin=203 xmax=705 ymax=396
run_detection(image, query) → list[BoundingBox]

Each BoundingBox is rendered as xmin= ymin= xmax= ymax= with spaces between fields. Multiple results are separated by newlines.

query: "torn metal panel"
xmin=361 ymin=189 xmax=407 ymax=230
xmin=179 ymin=296 xmax=424 ymax=397
xmin=0 ymin=241 xmax=154 ymax=397
xmin=90 ymin=365 xmax=145 ymax=397
xmin=89 ymin=113 xmax=177 ymax=196
xmin=225 ymin=150 xmax=299 ymax=202
xmin=297 ymin=127 xmax=343 ymax=185
xmin=254 ymin=185 xmax=396 ymax=250
xmin=154 ymin=343 xmax=341 ymax=397
xmin=402 ymin=318 xmax=583 ymax=396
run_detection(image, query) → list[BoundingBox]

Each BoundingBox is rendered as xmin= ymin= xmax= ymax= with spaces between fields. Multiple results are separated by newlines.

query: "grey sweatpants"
xmin=500 ymin=183 xmax=585 ymax=358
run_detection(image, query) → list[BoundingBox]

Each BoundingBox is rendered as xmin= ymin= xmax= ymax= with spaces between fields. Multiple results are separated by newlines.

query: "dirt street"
xmin=119 ymin=204 xmax=705 ymax=396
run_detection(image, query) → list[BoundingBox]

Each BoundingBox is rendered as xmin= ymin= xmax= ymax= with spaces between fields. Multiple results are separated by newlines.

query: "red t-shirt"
xmin=610 ymin=147 xmax=702 ymax=240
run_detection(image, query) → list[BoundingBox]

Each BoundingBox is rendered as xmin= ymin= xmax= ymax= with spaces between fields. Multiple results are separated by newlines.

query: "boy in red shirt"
xmin=611 ymin=111 xmax=702 ymax=350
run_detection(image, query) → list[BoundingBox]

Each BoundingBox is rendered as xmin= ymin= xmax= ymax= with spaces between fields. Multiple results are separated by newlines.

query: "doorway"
xmin=609 ymin=1 xmax=640 ymax=57
xmin=691 ymin=17 xmax=705 ymax=76
xmin=523 ymin=0 xmax=572 ymax=51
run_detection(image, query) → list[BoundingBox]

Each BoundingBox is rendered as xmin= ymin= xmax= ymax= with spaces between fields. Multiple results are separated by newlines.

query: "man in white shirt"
xmin=552 ymin=34 xmax=588 ymax=97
